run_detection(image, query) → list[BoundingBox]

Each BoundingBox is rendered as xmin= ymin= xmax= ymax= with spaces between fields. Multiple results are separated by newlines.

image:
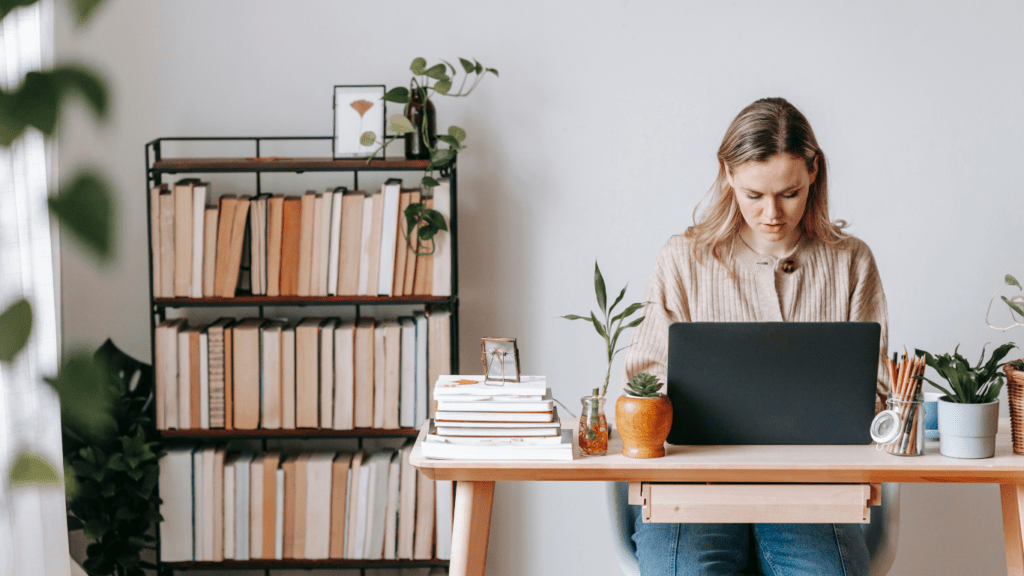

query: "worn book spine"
xmin=159 ymin=193 xmax=176 ymax=299
xmin=207 ymin=322 xmax=226 ymax=428
xmin=279 ymin=197 xmax=302 ymax=296
xmin=297 ymin=192 xmax=316 ymax=297
xmin=267 ymin=195 xmax=284 ymax=297
xmin=149 ymin=185 xmax=165 ymax=298
xmin=202 ymin=207 xmax=218 ymax=297
xmin=173 ymin=181 xmax=193 ymax=297
xmin=391 ymin=191 xmax=412 ymax=296
xmin=213 ymin=195 xmax=237 ymax=297
xmin=401 ymin=190 xmax=421 ymax=296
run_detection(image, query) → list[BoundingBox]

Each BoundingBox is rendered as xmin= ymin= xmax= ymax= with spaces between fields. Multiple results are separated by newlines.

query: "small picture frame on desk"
xmin=481 ymin=337 xmax=520 ymax=383
xmin=333 ymin=85 xmax=385 ymax=159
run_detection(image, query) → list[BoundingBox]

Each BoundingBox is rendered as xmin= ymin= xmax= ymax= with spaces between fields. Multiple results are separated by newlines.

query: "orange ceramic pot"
xmin=615 ymin=394 xmax=673 ymax=458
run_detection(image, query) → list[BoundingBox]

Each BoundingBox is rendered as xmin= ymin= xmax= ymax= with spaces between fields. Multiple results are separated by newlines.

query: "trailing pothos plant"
xmin=360 ymin=56 xmax=497 ymax=255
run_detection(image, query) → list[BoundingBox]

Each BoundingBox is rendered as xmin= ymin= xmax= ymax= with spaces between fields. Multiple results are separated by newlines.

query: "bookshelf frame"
xmin=145 ymin=136 xmax=459 ymax=575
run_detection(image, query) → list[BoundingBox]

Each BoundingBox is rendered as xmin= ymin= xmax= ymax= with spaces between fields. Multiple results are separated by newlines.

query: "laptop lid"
xmin=666 ymin=322 xmax=880 ymax=445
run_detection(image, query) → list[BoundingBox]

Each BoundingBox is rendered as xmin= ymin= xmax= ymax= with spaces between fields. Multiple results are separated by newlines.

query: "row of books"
xmin=421 ymin=376 xmax=573 ymax=461
xmin=149 ymin=178 xmax=452 ymax=299
xmin=158 ymin=444 xmax=454 ymax=562
xmin=154 ymin=312 xmax=450 ymax=431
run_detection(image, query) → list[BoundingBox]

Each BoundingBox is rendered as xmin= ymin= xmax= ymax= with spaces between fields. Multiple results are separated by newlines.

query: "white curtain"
xmin=0 ymin=2 xmax=70 ymax=575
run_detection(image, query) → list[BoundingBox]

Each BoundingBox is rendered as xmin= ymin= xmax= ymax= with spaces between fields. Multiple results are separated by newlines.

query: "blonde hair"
xmin=686 ymin=97 xmax=849 ymax=266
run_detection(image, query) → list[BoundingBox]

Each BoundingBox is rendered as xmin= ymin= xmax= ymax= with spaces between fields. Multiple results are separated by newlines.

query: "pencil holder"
xmin=883 ymin=395 xmax=924 ymax=456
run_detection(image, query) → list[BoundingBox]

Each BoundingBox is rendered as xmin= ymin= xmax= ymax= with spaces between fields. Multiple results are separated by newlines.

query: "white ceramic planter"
xmin=937 ymin=398 xmax=1000 ymax=458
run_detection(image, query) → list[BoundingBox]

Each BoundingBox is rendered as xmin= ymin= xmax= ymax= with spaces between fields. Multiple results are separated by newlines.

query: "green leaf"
xmin=421 ymin=176 xmax=440 ymax=188
xmin=624 ymin=316 xmax=646 ymax=329
xmin=448 ymin=125 xmax=467 ymax=142
xmin=430 ymin=147 xmax=455 ymax=166
xmin=474 ymin=60 xmax=483 ymax=74
xmin=560 ymin=314 xmax=588 ymax=321
xmin=0 ymin=299 xmax=32 ymax=363
xmin=48 ymin=170 xmax=114 ymax=261
xmin=1007 ymin=275 xmax=1021 ymax=289
xmin=359 ymin=131 xmax=376 ymax=147
xmin=382 ymin=86 xmax=410 ymax=104
xmin=486 ymin=68 xmax=499 ymax=77
xmin=64 ymin=460 xmax=77 ymax=501
xmin=410 ymin=57 xmax=427 ymax=75
xmin=388 ymin=114 xmax=415 ymax=134
xmin=1003 ymin=296 xmax=1024 ymax=318
xmin=594 ymin=261 xmax=607 ymax=315
xmin=434 ymin=79 xmax=452 ymax=95
xmin=0 ymin=0 xmax=36 ymax=25
xmin=71 ymin=0 xmax=105 ymax=25
xmin=421 ymin=209 xmax=447 ymax=231
xmin=590 ymin=312 xmax=609 ymax=340
xmin=424 ymin=64 xmax=448 ymax=80
xmin=611 ymin=301 xmax=645 ymax=325
xmin=45 ymin=351 xmax=116 ymax=438
xmin=608 ymin=286 xmax=627 ymax=315
xmin=10 ymin=452 xmax=61 ymax=486
xmin=436 ymin=134 xmax=462 ymax=148
xmin=459 ymin=58 xmax=476 ymax=73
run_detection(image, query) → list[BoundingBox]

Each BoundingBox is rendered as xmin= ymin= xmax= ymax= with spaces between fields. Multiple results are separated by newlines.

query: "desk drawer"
xmin=628 ymin=483 xmax=877 ymax=524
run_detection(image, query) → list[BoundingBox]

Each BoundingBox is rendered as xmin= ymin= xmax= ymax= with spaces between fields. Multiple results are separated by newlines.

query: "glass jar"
xmin=579 ymin=389 xmax=608 ymax=456
xmin=871 ymin=394 xmax=924 ymax=456
xmin=404 ymin=88 xmax=436 ymax=160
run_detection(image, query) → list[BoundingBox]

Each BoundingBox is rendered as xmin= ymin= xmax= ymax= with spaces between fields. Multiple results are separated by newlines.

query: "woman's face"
xmin=727 ymin=153 xmax=818 ymax=245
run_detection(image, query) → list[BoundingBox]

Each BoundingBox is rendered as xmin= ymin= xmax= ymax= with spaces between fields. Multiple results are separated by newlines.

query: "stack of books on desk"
xmin=422 ymin=375 xmax=573 ymax=461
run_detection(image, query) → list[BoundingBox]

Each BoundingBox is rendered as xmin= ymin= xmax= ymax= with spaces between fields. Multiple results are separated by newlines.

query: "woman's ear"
xmin=808 ymin=155 xmax=819 ymax=185
xmin=723 ymin=161 xmax=734 ymax=189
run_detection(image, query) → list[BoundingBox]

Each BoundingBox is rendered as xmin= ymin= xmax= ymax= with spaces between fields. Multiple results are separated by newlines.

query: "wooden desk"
xmin=411 ymin=418 xmax=1024 ymax=576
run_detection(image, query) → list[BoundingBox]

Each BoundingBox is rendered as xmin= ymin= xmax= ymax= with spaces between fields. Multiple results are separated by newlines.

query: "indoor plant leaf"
xmin=45 ymin=351 xmax=116 ymax=438
xmin=71 ymin=0 xmax=106 ymax=25
xmin=448 ymin=125 xmax=466 ymax=142
xmin=589 ymin=312 xmax=608 ymax=340
xmin=0 ymin=0 xmax=37 ymax=23
xmin=10 ymin=452 xmax=61 ymax=486
xmin=1007 ymin=274 xmax=1021 ymax=289
xmin=608 ymin=286 xmax=627 ymax=315
xmin=410 ymin=57 xmax=427 ymax=75
xmin=1002 ymin=296 xmax=1024 ymax=318
xmin=49 ymin=66 xmax=108 ymax=118
xmin=382 ymin=86 xmax=410 ymax=104
xmin=424 ymin=64 xmax=448 ymax=81
xmin=486 ymin=68 xmax=499 ymax=77
xmin=434 ymin=79 xmax=452 ymax=95
xmin=0 ymin=298 xmax=32 ymax=363
xmin=458 ymin=58 xmax=475 ymax=73
xmin=436 ymin=134 xmax=462 ymax=149
xmin=388 ymin=114 xmax=415 ymax=134
xmin=421 ymin=176 xmax=440 ymax=188
xmin=359 ymin=131 xmax=376 ymax=147
xmin=594 ymin=261 xmax=607 ymax=315
xmin=560 ymin=314 xmax=588 ymax=321
xmin=48 ymin=170 xmax=114 ymax=261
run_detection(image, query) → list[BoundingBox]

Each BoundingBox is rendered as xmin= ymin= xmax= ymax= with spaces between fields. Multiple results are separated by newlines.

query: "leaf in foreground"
xmin=10 ymin=452 xmax=61 ymax=486
xmin=48 ymin=170 xmax=114 ymax=261
xmin=0 ymin=298 xmax=32 ymax=363
xmin=45 ymin=352 xmax=115 ymax=438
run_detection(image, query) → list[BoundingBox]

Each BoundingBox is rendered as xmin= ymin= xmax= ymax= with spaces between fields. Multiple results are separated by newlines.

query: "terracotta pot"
xmin=615 ymin=393 xmax=673 ymax=458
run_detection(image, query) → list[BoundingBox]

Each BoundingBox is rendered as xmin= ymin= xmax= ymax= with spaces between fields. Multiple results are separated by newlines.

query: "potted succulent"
xmin=615 ymin=373 xmax=672 ymax=458
xmin=916 ymin=343 xmax=1015 ymax=458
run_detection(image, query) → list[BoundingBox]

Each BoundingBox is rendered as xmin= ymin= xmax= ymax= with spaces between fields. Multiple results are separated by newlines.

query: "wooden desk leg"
xmin=1001 ymin=484 xmax=1024 ymax=576
xmin=449 ymin=480 xmax=495 ymax=576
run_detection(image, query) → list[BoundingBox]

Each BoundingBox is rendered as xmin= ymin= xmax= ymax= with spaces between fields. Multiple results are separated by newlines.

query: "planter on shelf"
xmin=937 ymin=398 xmax=1000 ymax=458
xmin=404 ymin=88 xmax=436 ymax=160
xmin=1002 ymin=361 xmax=1024 ymax=455
xmin=615 ymin=373 xmax=673 ymax=458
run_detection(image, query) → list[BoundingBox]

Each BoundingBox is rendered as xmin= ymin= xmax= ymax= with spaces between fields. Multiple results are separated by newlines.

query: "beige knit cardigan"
xmin=622 ymin=233 xmax=890 ymax=413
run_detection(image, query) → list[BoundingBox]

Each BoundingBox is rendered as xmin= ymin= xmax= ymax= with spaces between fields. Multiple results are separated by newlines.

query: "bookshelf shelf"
xmin=163 ymin=559 xmax=450 ymax=570
xmin=151 ymin=156 xmax=432 ymax=174
xmin=153 ymin=295 xmax=456 ymax=308
xmin=160 ymin=427 xmax=420 ymax=439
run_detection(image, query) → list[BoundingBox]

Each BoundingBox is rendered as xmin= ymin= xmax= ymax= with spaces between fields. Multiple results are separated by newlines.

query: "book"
xmin=279 ymin=197 xmax=302 ymax=296
xmin=356 ymin=193 xmax=374 ymax=295
xmin=426 ymin=431 xmax=567 ymax=445
xmin=391 ymin=190 xmax=413 ymax=296
xmin=329 ymin=452 xmax=353 ymax=558
xmin=365 ymin=190 xmax=384 ymax=296
xmin=213 ymin=447 xmax=226 ymax=561
xmin=427 ymin=311 xmax=451 ymax=419
xmin=188 ymin=326 xmax=202 ymax=429
xmin=199 ymin=329 xmax=210 ymax=429
xmin=434 ymin=419 xmax=560 ymax=428
xmin=267 ymin=195 xmax=284 ymax=297
xmin=337 ymin=190 xmax=365 ymax=296
xmin=158 ymin=191 xmax=175 ymax=298
xmin=281 ymin=455 xmax=298 ymax=559
xmin=309 ymin=194 xmax=324 ymax=296
xmin=292 ymin=454 xmax=309 ymax=557
xmin=364 ymin=450 xmax=395 ymax=559
xmin=192 ymin=448 xmax=205 ymax=559
xmin=401 ymin=189 xmax=421 ymax=296
xmin=207 ymin=318 xmax=232 ymax=428
xmin=431 ymin=178 xmax=452 ymax=296
xmin=249 ymin=453 xmax=264 ymax=559
xmin=233 ymin=453 xmax=253 ymax=560
xmin=224 ymin=320 xmax=234 ymax=429
xmin=232 ymin=318 xmax=265 ymax=429
xmin=320 ymin=319 xmax=338 ymax=428
xmin=317 ymin=191 xmax=334 ymax=296
xmin=220 ymin=194 xmax=251 ymax=297
xmin=177 ymin=327 xmax=191 ymax=429
xmin=261 ymin=321 xmax=285 ymax=429
xmin=422 ymin=428 xmax=574 ymax=461
xmin=158 ymin=449 xmax=193 ymax=561
xmin=156 ymin=319 xmax=185 ymax=430
xmin=414 ymin=312 xmax=428 ymax=426
xmin=223 ymin=454 xmax=236 ymax=559
xmin=213 ymin=195 xmax=238 ymax=297
xmin=304 ymin=453 xmax=334 ymax=559
xmin=173 ymin=179 xmax=194 ymax=297
xmin=434 ymin=410 xmax=555 ymax=423
xmin=275 ymin=467 xmax=284 ymax=559
xmin=383 ymin=449 xmax=401 ymax=559
xmin=327 ymin=188 xmax=344 ymax=295
xmin=346 ymin=450 xmax=366 ymax=558
xmin=297 ymin=191 xmax=316 ymax=296
xmin=412 ymin=465 xmax=434 ymax=560
xmin=332 ymin=320 xmax=355 ymax=431
xmin=435 ymin=479 xmax=454 ymax=560
xmin=377 ymin=179 xmax=401 ymax=296
xmin=281 ymin=323 xmax=296 ymax=429
xmin=396 ymin=442 xmax=417 ymax=559
xmin=383 ymin=320 xmax=402 ymax=429
xmin=353 ymin=318 xmax=375 ymax=428
xmin=262 ymin=453 xmax=281 ymax=559
xmin=191 ymin=181 xmax=209 ymax=298
xmin=412 ymin=196 xmax=434 ymax=295
xmin=249 ymin=196 xmax=267 ymax=295
xmin=149 ymin=184 xmax=166 ymax=298
xmin=435 ymin=425 xmax=560 ymax=437
xmin=435 ymin=393 xmax=554 ymax=412
xmin=433 ymin=375 xmax=548 ymax=397
xmin=295 ymin=318 xmax=323 ymax=428
xmin=202 ymin=206 xmax=218 ymax=297
xmin=373 ymin=322 xmax=387 ymax=429
xmin=398 ymin=318 xmax=417 ymax=428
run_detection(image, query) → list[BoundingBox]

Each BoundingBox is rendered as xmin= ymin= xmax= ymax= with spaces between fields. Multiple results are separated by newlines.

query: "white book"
xmin=435 ymin=426 xmax=560 ymax=437
xmin=304 ymin=453 xmax=334 ymax=559
xmin=327 ymin=188 xmax=343 ymax=295
xmin=423 ymin=428 xmax=574 ymax=461
xmin=356 ymin=194 xmax=374 ymax=295
xmin=414 ymin=312 xmax=428 ymax=426
xmin=223 ymin=456 xmax=235 ymax=560
xmin=202 ymin=447 xmax=215 ymax=560
xmin=364 ymin=450 xmax=394 ymax=559
xmin=434 ymin=411 xmax=554 ymax=423
xmin=190 ymin=182 xmax=209 ymax=298
xmin=261 ymin=321 xmax=285 ymax=429
xmin=398 ymin=318 xmax=416 ymax=428
xmin=396 ymin=442 xmax=417 ymax=559
xmin=376 ymin=179 xmax=401 ymax=296
xmin=430 ymin=178 xmax=451 ymax=296
xmin=333 ymin=320 xmax=355 ymax=430
xmin=199 ymin=331 xmax=210 ymax=429
xmin=192 ymin=449 xmax=205 ymax=560
xmin=282 ymin=324 xmax=296 ymax=429
xmin=320 ymin=319 xmax=338 ymax=428
xmin=435 ymin=479 xmax=454 ymax=560
xmin=435 ymin=393 xmax=553 ymax=413
xmin=435 ymin=419 xmax=560 ymax=429
xmin=160 ymin=320 xmax=183 ymax=429
xmin=318 ymin=191 xmax=334 ymax=296
xmin=177 ymin=330 xmax=190 ymax=428
xmin=310 ymin=194 xmax=324 ymax=296
xmin=433 ymin=375 xmax=548 ymax=397
xmin=373 ymin=324 xmax=387 ymax=428
xmin=426 ymin=433 xmax=565 ymax=446
xmin=275 ymin=468 xmax=285 ymax=559
xmin=234 ymin=453 xmax=253 ymax=560
xmin=158 ymin=449 xmax=193 ymax=561
xmin=343 ymin=466 xmax=353 ymax=556
xmin=249 ymin=454 xmax=264 ymax=559
xmin=353 ymin=457 xmax=371 ymax=559
xmin=383 ymin=450 xmax=401 ymax=559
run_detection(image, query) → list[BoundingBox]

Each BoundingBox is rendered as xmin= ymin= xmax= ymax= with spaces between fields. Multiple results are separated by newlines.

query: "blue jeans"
xmin=632 ymin=507 xmax=869 ymax=576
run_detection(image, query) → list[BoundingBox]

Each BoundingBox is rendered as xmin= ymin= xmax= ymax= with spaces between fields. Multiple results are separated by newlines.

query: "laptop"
xmin=665 ymin=322 xmax=880 ymax=445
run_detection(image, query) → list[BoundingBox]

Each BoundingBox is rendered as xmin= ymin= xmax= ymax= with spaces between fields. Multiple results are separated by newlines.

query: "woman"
xmin=622 ymin=97 xmax=889 ymax=576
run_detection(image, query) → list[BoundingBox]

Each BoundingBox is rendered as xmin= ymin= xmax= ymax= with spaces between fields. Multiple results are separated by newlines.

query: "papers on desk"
xmin=423 ymin=424 xmax=573 ymax=461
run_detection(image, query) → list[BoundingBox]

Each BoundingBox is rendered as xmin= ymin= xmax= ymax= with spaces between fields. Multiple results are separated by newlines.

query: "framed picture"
xmin=333 ymin=85 xmax=385 ymax=159
xmin=481 ymin=338 xmax=521 ymax=383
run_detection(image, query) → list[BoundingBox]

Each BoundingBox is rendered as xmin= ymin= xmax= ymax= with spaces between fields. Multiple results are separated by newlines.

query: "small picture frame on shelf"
xmin=333 ymin=85 xmax=385 ymax=159
xmin=481 ymin=337 xmax=520 ymax=383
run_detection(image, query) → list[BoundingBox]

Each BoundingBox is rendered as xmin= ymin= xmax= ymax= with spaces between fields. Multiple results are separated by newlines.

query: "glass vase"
xmin=579 ymin=393 xmax=608 ymax=456
xmin=404 ymin=88 xmax=436 ymax=160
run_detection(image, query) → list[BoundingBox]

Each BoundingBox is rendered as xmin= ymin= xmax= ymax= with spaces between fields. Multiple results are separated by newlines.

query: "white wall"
xmin=56 ymin=1 xmax=1023 ymax=574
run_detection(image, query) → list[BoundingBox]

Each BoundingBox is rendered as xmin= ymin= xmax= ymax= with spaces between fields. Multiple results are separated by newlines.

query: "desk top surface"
xmin=410 ymin=418 xmax=1023 ymax=484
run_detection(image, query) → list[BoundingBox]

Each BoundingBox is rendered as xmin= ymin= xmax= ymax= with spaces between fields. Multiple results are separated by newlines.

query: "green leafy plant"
xmin=987 ymin=274 xmax=1024 ymax=332
xmin=561 ymin=261 xmax=646 ymax=397
xmin=65 ymin=341 xmax=164 ymax=576
xmin=360 ymin=56 xmax=496 ymax=255
xmin=915 ymin=343 xmax=1016 ymax=404
xmin=626 ymin=372 xmax=664 ymax=398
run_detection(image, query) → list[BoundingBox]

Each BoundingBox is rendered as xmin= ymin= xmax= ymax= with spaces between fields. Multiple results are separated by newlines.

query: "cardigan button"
xmin=782 ymin=259 xmax=796 ymax=273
